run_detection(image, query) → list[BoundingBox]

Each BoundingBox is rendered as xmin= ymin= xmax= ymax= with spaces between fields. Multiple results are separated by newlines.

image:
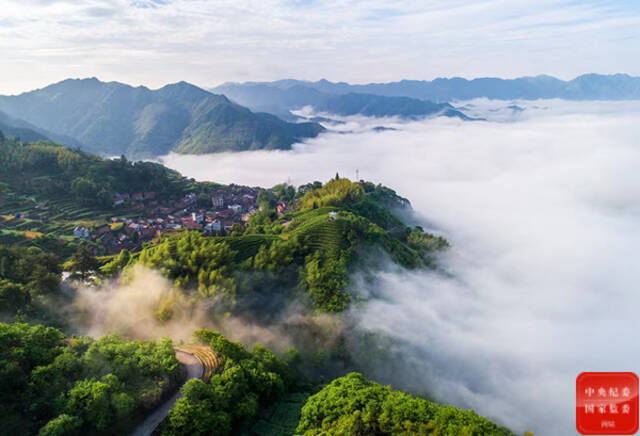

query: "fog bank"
xmin=162 ymin=100 xmax=640 ymax=435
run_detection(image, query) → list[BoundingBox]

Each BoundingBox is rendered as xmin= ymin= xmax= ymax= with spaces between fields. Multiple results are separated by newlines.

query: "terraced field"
xmin=0 ymin=192 xmax=112 ymax=242
xmin=174 ymin=345 xmax=220 ymax=382
xmin=211 ymin=234 xmax=280 ymax=262
xmin=288 ymin=213 xmax=348 ymax=252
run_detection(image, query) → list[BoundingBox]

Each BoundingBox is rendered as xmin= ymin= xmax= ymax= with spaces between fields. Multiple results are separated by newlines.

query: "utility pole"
xmin=356 ymin=169 xmax=359 ymax=181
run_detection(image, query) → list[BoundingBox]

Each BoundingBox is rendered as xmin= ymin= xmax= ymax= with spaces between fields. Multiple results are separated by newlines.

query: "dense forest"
xmin=0 ymin=136 xmax=193 ymax=208
xmin=0 ymin=135 xmax=526 ymax=435
xmin=297 ymin=373 xmax=516 ymax=435
xmin=158 ymin=330 xmax=518 ymax=436
xmin=0 ymin=322 xmax=180 ymax=435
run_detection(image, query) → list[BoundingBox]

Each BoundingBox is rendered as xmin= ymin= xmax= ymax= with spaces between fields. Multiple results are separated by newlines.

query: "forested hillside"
xmin=297 ymin=373 xmax=516 ymax=435
xmin=0 ymin=78 xmax=324 ymax=158
xmin=106 ymin=177 xmax=447 ymax=314
xmin=0 ymin=137 xmax=526 ymax=436
xmin=0 ymin=137 xmax=191 ymax=208
xmin=0 ymin=323 xmax=180 ymax=436
xmin=155 ymin=330 xmax=518 ymax=436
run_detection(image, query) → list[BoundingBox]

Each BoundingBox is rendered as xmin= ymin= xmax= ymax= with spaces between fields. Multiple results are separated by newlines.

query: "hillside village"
xmin=1 ymin=181 xmax=293 ymax=256
xmin=71 ymin=184 xmax=292 ymax=254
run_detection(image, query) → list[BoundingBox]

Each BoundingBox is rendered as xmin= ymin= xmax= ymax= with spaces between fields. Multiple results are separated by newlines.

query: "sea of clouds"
xmin=161 ymin=100 xmax=640 ymax=435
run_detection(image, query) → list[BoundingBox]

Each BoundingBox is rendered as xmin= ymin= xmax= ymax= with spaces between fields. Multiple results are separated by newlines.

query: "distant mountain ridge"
xmin=217 ymin=73 xmax=640 ymax=103
xmin=0 ymin=110 xmax=50 ymax=143
xmin=212 ymin=83 xmax=469 ymax=120
xmin=0 ymin=109 xmax=83 ymax=146
xmin=0 ymin=78 xmax=324 ymax=157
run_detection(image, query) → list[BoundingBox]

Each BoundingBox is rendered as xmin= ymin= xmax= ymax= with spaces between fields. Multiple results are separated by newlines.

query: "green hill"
xmin=0 ymin=78 xmax=324 ymax=158
xmin=123 ymin=178 xmax=447 ymax=313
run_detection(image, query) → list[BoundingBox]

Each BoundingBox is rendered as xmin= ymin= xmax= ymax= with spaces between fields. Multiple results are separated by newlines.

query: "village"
xmin=72 ymin=184 xmax=291 ymax=254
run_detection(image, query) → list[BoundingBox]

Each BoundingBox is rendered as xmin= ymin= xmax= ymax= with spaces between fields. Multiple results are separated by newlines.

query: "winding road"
xmin=130 ymin=350 xmax=204 ymax=436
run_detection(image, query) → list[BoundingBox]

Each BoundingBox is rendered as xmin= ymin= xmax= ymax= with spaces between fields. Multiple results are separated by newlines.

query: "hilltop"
xmin=0 ymin=136 xmax=446 ymax=316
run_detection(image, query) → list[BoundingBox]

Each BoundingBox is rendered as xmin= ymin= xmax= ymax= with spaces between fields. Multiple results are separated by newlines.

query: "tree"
xmin=230 ymin=223 xmax=244 ymax=237
xmin=297 ymin=373 xmax=517 ymax=436
xmin=298 ymin=178 xmax=363 ymax=210
xmin=257 ymin=189 xmax=275 ymax=213
xmin=163 ymin=330 xmax=289 ymax=436
xmin=0 ymin=280 xmax=29 ymax=312
xmin=70 ymin=177 xmax=97 ymax=203
xmin=38 ymin=414 xmax=82 ymax=436
xmin=66 ymin=246 xmax=99 ymax=280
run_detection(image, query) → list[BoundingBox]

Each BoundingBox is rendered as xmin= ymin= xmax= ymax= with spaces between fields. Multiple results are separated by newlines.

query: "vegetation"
xmin=0 ymin=78 xmax=324 ymax=158
xmin=158 ymin=332 xmax=517 ymax=436
xmin=0 ymin=138 xmax=515 ymax=436
xmin=0 ymin=134 xmax=199 ymax=259
xmin=0 ymin=322 xmax=180 ymax=435
xmin=161 ymin=329 xmax=291 ymax=436
xmin=0 ymin=136 xmax=191 ymax=208
xmin=297 ymin=373 xmax=516 ymax=436
xmin=0 ymin=244 xmax=63 ymax=324
xmin=113 ymin=177 xmax=446 ymax=314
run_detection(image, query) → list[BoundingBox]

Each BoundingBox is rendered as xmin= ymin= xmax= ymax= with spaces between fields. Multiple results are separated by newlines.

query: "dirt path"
xmin=130 ymin=350 xmax=204 ymax=436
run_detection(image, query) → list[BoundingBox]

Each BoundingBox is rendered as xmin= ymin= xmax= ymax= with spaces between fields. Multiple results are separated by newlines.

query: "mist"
xmin=71 ymin=266 xmax=297 ymax=350
xmin=160 ymin=100 xmax=640 ymax=435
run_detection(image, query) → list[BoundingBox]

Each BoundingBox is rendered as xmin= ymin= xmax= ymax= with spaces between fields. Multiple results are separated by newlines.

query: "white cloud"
xmin=0 ymin=1 xmax=639 ymax=94
xmin=161 ymin=100 xmax=640 ymax=435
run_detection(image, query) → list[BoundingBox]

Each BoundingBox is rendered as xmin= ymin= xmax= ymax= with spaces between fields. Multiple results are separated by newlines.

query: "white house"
xmin=192 ymin=212 xmax=204 ymax=224
xmin=73 ymin=226 xmax=90 ymax=238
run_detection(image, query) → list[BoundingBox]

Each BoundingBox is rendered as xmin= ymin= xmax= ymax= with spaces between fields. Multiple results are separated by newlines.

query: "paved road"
xmin=130 ymin=350 xmax=204 ymax=436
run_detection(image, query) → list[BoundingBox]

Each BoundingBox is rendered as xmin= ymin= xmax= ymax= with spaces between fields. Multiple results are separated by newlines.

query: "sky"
xmin=1 ymin=0 xmax=640 ymax=94
xmin=161 ymin=100 xmax=640 ymax=435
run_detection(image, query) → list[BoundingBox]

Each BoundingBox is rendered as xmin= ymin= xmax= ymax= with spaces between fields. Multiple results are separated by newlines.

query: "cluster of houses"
xmin=73 ymin=185 xmax=292 ymax=254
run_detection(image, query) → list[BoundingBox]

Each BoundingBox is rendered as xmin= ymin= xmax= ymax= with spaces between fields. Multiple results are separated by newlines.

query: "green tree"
xmin=66 ymin=246 xmax=99 ymax=280
xmin=297 ymin=373 xmax=516 ymax=436
xmin=38 ymin=414 xmax=82 ymax=436
xmin=64 ymin=374 xmax=135 ymax=431
xmin=70 ymin=177 xmax=98 ymax=203
xmin=257 ymin=189 xmax=276 ymax=213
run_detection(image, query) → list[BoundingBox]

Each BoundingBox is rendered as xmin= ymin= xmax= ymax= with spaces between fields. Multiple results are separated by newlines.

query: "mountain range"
xmin=0 ymin=78 xmax=324 ymax=158
xmin=211 ymin=83 xmax=468 ymax=121
xmin=2 ymin=73 xmax=637 ymax=158
xmin=217 ymin=73 xmax=640 ymax=102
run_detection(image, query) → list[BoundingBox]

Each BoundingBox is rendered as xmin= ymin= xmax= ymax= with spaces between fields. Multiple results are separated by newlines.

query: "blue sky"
xmin=0 ymin=0 xmax=638 ymax=94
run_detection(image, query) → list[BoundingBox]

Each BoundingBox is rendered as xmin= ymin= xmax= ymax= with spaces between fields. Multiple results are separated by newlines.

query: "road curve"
xmin=130 ymin=350 xmax=204 ymax=436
